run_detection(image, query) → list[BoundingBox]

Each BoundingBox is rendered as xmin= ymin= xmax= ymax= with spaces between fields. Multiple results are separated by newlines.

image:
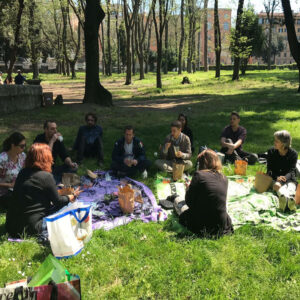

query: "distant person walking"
xmin=15 ymin=70 xmax=26 ymax=85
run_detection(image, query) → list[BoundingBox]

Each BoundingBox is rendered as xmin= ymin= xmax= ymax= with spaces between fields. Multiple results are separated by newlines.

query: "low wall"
xmin=0 ymin=85 xmax=43 ymax=114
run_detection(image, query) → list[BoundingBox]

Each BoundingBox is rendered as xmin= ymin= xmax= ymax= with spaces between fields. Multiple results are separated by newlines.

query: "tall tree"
xmin=7 ymin=0 xmax=25 ymax=78
xmin=281 ymin=0 xmax=300 ymax=92
xmin=214 ymin=0 xmax=221 ymax=78
xmin=123 ymin=0 xmax=141 ymax=85
xmin=232 ymin=0 xmax=244 ymax=80
xmin=83 ymin=0 xmax=112 ymax=105
xmin=203 ymin=0 xmax=208 ymax=71
xmin=178 ymin=0 xmax=185 ymax=74
xmin=153 ymin=0 xmax=170 ymax=88
xmin=105 ymin=0 xmax=112 ymax=75
xmin=187 ymin=0 xmax=197 ymax=73
xmin=264 ymin=0 xmax=280 ymax=70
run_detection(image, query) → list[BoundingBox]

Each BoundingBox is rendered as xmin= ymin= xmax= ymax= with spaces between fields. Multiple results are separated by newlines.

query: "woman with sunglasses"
xmin=0 ymin=132 xmax=26 ymax=210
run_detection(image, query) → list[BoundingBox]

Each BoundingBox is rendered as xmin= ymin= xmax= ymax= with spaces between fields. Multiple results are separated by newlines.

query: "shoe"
xmin=142 ymin=170 xmax=148 ymax=179
xmin=278 ymin=194 xmax=287 ymax=211
xmin=288 ymin=198 xmax=297 ymax=212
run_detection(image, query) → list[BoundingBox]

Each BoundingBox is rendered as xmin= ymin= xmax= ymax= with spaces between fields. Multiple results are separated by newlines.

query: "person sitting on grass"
xmin=220 ymin=111 xmax=258 ymax=165
xmin=73 ymin=112 xmax=104 ymax=167
xmin=155 ymin=120 xmax=192 ymax=172
xmin=267 ymin=130 xmax=298 ymax=212
xmin=6 ymin=143 xmax=82 ymax=237
xmin=178 ymin=113 xmax=194 ymax=153
xmin=111 ymin=125 xmax=151 ymax=178
xmin=0 ymin=132 xmax=26 ymax=210
xmin=34 ymin=120 xmax=78 ymax=183
xmin=14 ymin=70 xmax=26 ymax=85
xmin=174 ymin=149 xmax=233 ymax=237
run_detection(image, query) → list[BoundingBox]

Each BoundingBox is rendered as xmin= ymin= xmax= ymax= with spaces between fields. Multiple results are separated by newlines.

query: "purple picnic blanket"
xmin=77 ymin=171 xmax=166 ymax=231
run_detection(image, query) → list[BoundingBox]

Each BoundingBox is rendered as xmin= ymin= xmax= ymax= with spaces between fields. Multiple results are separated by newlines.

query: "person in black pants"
xmin=73 ymin=112 xmax=104 ymax=167
xmin=6 ymin=143 xmax=81 ymax=237
xmin=34 ymin=120 xmax=78 ymax=183
xmin=175 ymin=149 xmax=233 ymax=237
xmin=111 ymin=125 xmax=151 ymax=178
xmin=220 ymin=111 xmax=258 ymax=164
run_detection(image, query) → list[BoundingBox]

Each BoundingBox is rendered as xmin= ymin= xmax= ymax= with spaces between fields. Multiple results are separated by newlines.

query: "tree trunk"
xmin=70 ymin=61 xmax=76 ymax=79
xmin=106 ymin=0 xmax=112 ymax=76
xmin=281 ymin=0 xmax=300 ymax=92
xmin=267 ymin=21 xmax=272 ymax=69
xmin=115 ymin=4 xmax=121 ymax=74
xmin=214 ymin=0 xmax=221 ymax=78
xmin=131 ymin=27 xmax=135 ymax=76
xmin=145 ymin=20 xmax=152 ymax=74
xmin=241 ymin=58 xmax=248 ymax=75
xmin=7 ymin=0 xmax=25 ymax=78
xmin=83 ymin=0 xmax=112 ymax=106
xmin=203 ymin=0 xmax=208 ymax=72
xmin=29 ymin=1 xmax=39 ymax=80
xmin=125 ymin=27 xmax=132 ymax=85
xmin=178 ymin=0 xmax=184 ymax=74
xmin=164 ymin=20 xmax=168 ymax=74
xmin=232 ymin=0 xmax=244 ymax=80
xmin=157 ymin=41 xmax=162 ymax=88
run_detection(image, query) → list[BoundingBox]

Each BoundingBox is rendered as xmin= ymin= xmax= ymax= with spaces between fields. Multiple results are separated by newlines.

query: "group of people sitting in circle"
xmin=0 ymin=70 xmax=26 ymax=85
xmin=0 ymin=111 xmax=298 ymax=238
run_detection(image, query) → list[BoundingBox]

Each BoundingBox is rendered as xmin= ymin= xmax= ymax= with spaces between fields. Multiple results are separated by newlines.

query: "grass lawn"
xmin=0 ymin=70 xmax=300 ymax=299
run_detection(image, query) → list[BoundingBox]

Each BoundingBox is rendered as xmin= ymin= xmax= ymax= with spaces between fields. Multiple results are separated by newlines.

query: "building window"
xmin=284 ymin=53 xmax=287 ymax=57
xmin=224 ymin=13 xmax=229 ymax=19
xmin=284 ymin=28 xmax=287 ymax=32
xmin=207 ymin=22 xmax=212 ymax=30
xmin=298 ymin=28 xmax=300 ymax=32
xmin=224 ymin=22 xmax=229 ymax=31
xmin=259 ymin=18 xmax=263 ymax=24
xmin=297 ymin=19 xmax=300 ymax=24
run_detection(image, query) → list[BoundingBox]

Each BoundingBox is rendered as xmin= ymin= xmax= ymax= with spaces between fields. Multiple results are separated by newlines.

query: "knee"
xmin=184 ymin=161 xmax=193 ymax=171
xmin=273 ymin=182 xmax=281 ymax=192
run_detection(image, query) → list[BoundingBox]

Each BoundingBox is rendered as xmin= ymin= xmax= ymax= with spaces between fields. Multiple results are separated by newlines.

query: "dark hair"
xmin=85 ymin=112 xmax=97 ymax=123
xmin=43 ymin=120 xmax=56 ymax=129
xmin=171 ymin=120 xmax=182 ymax=130
xmin=25 ymin=143 xmax=53 ymax=172
xmin=178 ymin=113 xmax=188 ymax=129
xmin=2 ymin=132 xmax=26 ymax=152
xmin=124 ymin=125 xmax=134 ymax=133
xmin=231 ymin=111 xmax=240 ymax=119
xmin=197 ymin=149 xmax=222 ymax=173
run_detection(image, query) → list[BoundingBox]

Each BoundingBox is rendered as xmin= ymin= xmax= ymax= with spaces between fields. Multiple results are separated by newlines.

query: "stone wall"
xmin=0 ymin=85 xmax=43 ymax=114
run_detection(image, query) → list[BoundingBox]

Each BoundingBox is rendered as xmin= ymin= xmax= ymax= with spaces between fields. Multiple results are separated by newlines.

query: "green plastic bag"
xmin=28 ymin=254 xmax=69 ymax=287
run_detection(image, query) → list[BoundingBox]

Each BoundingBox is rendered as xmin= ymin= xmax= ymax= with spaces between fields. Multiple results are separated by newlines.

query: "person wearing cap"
xmin=14 ymin=70 xmax=26 ymax=85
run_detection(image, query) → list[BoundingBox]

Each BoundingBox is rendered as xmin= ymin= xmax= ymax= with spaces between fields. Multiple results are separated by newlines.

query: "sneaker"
xmin=288 ymin=198 xmax=297 ymax=212
xmin=142 ymin=170 xmax=148 ymax=179
xmin=278 ymin=194 xmax=287 ymax=211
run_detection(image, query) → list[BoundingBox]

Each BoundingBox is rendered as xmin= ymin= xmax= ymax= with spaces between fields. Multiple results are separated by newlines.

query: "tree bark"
xmin=164 ymin=19 xmax=168 ymax=74
xmin=281 ymin=0 xmax=300 ymax=92
xmin=7 ymin=0 xmax=25 ymax=78
xmin=232 ymin=0 xmax=244 ymax=80
xmin=29 ymin=0 xmax=39 ymax=79
xmin=178 ymin=0 xmax=184 ymax=74
xmin=203 ymin=0 xmax=208 ymax=72
xmin=106 ymin=0 xmax=112 ymax=76
xmin=214 ymin=0 xmax=221 ymax=78
xmin=83 ymin=0 xmax=112 ymax=106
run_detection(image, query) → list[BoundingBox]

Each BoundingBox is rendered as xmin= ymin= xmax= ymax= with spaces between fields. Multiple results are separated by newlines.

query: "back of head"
xmin=25 ymin=143 xmax=53 ymax=173
xmin=2 ymin=132 xmax=25 ymax=152
xmin=171 ymin=120 xmax=182 ymax=130
xmin=197 ymin=149 xmax=222 ymax=173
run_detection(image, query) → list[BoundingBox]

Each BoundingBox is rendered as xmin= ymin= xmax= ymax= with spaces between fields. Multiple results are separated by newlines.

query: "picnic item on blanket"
xmin=172 ymin=162 xmax=185 ymax=181
xmin=234 ymin=160 xmax=248 ymax=176
xmin=254 ymin=171 xmax=273 ymax=193
xmin=58 ymin=187 xmax=74 ymax=196
xmin=62 ymin=173 xmax=81 ymax=187
xmin=118 ymin=184 xmax=135 ymax=214
xmin=159 ymin=194 xmax=179 ymax=210
xmin=87 ymin=169 xmax=98 ymax=180
xmin=295 ymin=184 xmax=300 ymax=205
xmin=45 ymin=202 xmax=92 ymax=258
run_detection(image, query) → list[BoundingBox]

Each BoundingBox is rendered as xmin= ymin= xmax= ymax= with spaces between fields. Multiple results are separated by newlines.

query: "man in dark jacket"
xmin=111 ymin=126 xmax=151 ymax=177
xmin=73 ymin=112 xmax=104 ymax=166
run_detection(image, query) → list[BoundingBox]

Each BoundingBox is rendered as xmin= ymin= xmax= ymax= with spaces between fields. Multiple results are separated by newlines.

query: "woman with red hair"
xmin=6 ymin=143 xmax=81 ymax=237
xmin=176 ymin=149 xmax=233 ymax=237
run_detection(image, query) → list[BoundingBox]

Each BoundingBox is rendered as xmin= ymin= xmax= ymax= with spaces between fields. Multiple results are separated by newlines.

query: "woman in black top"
xmin=178 ymin=113 xmax=194 ymax=153
xmin=6 ymin=143 xmax=81 ymax=237
xmin=177 ymin=149 xmax=233 ymax=237
xmin=267 ymin=130 xmax=298 ymax=212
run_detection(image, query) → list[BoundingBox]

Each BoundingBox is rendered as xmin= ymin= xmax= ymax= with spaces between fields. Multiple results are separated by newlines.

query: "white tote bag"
xmin=45 ymin=202 xmax=92 ymax=259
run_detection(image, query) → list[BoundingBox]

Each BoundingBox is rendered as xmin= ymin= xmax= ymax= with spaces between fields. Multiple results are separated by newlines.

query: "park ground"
xmin=0 ymin=70 xmax=300 ymax=299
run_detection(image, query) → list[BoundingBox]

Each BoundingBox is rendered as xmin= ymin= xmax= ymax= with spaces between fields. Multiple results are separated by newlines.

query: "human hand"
xmin=227 ymin=144 xmax=235 ymax=151
xmin=71 ymin=162 xmax=78 ymax=170
xmin=132 ymin=159 xmax=138 ymax=166
xmin=226 ymin=149 xmax=234 ymax=155
xmin=277 ymin=176 xmax=286 ymax=182
xmin=8 ymin=181 xmax=15 ymax=189
xmin=124 ymin=158 xmax=132 ymax=167
xmin=273 ymin=182 xmax=282 ymax=192
xmin=165 ymin=142 xmax=171 ymax=150
xmin=175 ymin=151 xmax=183 ymax=158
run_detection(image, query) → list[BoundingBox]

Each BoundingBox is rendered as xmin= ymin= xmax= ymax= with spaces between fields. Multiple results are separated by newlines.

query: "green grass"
xmin=0 ymin=70 xmax=300 ymax=299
